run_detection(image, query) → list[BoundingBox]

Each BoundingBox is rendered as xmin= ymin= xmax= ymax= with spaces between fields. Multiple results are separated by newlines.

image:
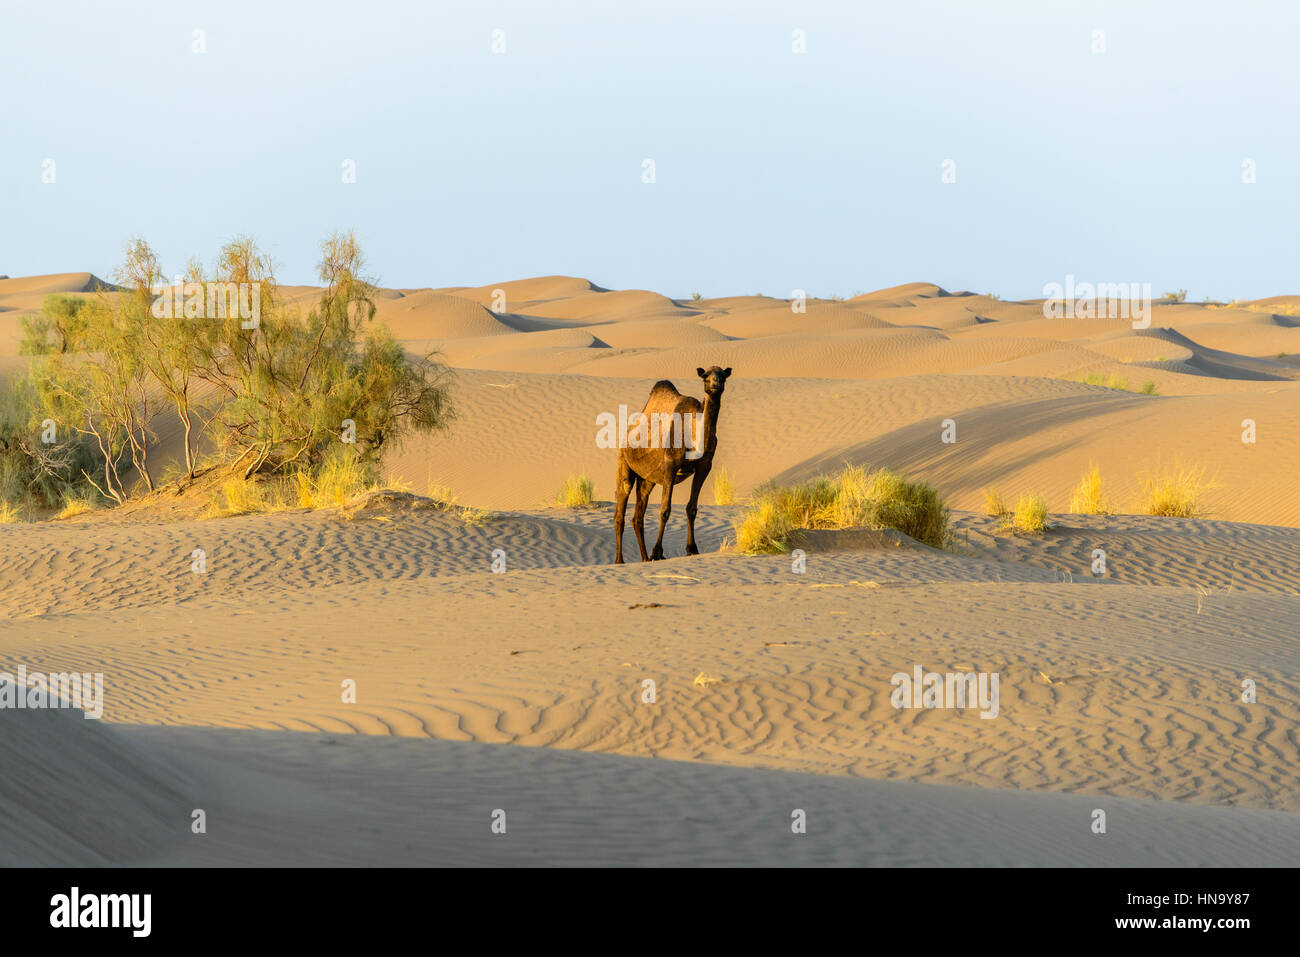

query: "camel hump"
xmin=650 ymin=379 xmax=679 ymax=397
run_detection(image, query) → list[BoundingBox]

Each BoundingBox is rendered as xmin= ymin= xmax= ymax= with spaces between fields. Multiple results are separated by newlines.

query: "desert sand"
xmin=1 ymin=273 xmax=1298 ymax=865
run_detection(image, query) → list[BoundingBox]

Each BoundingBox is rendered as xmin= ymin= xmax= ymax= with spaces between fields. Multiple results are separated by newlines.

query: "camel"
xmin=614 ymin=366 xmax=731 ymax=563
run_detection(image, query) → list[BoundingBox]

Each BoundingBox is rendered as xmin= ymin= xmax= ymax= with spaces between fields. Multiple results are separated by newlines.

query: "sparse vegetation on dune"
xmin=1072 ymin=371 xmax=1159 ymax=395
xmin=1068 ymin=464 xmax=1112 ymax=515
xmin=1137 ymin=461 xmax=1217 ymax=518
xmin=981 ymin=486 xmax=1008 ymax=518
xmin=733 ymin=465 xmax=952 ymax=554
xmin=554 ymin=473 xmax=595 ymax=508
xmin=1004 ymin=493 xmax=1049 ymax=534
xmin=4 ymin=232 xmax=455 ymax=520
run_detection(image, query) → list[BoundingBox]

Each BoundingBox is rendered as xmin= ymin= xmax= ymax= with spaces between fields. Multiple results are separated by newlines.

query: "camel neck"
xmin=700 ymin=391 xmax=721 ymax=445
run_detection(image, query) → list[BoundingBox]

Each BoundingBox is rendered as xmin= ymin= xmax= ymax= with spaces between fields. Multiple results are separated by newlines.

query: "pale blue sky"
xmin=2 ymin=0 xmax=1296 ymax=300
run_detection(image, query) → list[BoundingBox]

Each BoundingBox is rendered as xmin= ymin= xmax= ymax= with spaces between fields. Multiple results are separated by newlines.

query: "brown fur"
xmin=614 ymin=366 xmax=731 ymax=562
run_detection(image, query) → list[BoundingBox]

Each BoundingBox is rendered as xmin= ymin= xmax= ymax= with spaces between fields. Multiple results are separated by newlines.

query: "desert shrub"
xmin=1004 ymin=493 xmax=1049 ymax=533
xmin=22 ymin=233 xmax=456 ymax=508
xmin=554 ymin=474 xmax=595 ymax=508
xmin=19 ymin=294 xmax=91 ymax=356
xmin=982 ymin=486 xmax=1008 ymax=517
xmin=0 ymin=377 xmax=95 ymax=509
xmin=1137 ymin=462 xmax=1216 ymax=517
xmin=1162 ymin=289 xmax=1187 ymax=303
xmin=26 ymin=245 xmax=169 ymax=500
xmin=203 ymin=234 xmax=455 ymax=480
xmin=713 ymin=466 xmax=735 ymax=505
xmin=1140 ymin=380 xmax=1159 ymax=395
xmin=733 ymin=465 xmax=952 ymax=554
xmin=1068 ymin=464 xmax=1112 ymax=515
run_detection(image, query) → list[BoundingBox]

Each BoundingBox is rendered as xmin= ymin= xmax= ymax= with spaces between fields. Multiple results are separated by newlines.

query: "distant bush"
xmin=1080 ymin=371 xmax=1129 ymax=391
xmin=732 ymin=465 xmax=952 ymax=554
xmin=1076 ymin=372 xmax=1159 ymax=396
xmin=1162 ymin=289 xmax=1187 ymax=303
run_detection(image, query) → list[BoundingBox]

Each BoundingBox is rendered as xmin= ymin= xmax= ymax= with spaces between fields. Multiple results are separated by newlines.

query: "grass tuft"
xmin=713 ymin=466 xmax=735 ymax=505
xmin=981 ymin=486 xmax=1008 ymax=517
xmin=554 ymin=474 xmax=595 ymax=508
xmin=1004 ymin=493 xmax=1049 ymax=534
xmin=1068 ymin=463 xmax=1112 ymax=515
xmin=1137 ymin=461 xmax=1217 ymax=517
xmin=732 ymin=465 xmax=952 ymax=554
xmin=57 ymin=491 xmax=101 ymax=520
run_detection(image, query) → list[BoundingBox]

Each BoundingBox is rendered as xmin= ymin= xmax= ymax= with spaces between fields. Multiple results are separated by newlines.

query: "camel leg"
xmin=651 ymin=480 xmax=674 ymax=560
xmin=684 ymin=463 xmax=710 ymax=556
xmin=614 ymin=456 xmax=633 ymax=564
xmin=632 ymin=477 xmax=654 ymax=562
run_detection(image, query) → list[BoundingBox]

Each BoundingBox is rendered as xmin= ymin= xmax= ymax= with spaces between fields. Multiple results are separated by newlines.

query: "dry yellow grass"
xmin=733 ymin=465 xmax=951 ymax=553
xmin=982 ymin=486 xmax=1008 ymax=517
xmin=554 ymin=474 xmax=595 ymax=508
xmin=56 ymin=492 xmax=100 ymax=520
xmin=713 ymin=466 xmax=735 ymax=505
xmin=294 ymin=452 xmax=370 ymax=509
xmin=1004 ymin=493 xmax=1049 ymax=534
xmin=1068 ymin=463 xmax=1112 ymax=515
xmin=0 ymin=501 xmax=22 ymax=524
xmin=207 ymin=478 xmax=275 ymax=517
xmin=1137 ymin=461 xmax=1218 ymax=517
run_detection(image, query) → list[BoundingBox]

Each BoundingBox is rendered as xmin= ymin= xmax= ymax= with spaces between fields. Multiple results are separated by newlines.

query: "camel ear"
xmin=696 ymin=367 xmax=706 ymax=378
xmin=722 ymin=368 xmax=732 ymax=378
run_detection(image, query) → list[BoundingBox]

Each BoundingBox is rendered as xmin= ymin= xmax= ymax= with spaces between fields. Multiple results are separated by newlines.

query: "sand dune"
xmin=3 ymin=501 xmax=1298 ymax=864
xmin=2 ymin=273 xmax=1298 ymax=866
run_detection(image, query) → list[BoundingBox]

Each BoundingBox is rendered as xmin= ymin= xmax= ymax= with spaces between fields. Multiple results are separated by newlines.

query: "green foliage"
xmin=0 ymin=376 xmax=94 ymax=509
xmin=19 ymin=294 xmax=91 ymax=355
xmin=18 ymin=232 xmax=456 ymax=511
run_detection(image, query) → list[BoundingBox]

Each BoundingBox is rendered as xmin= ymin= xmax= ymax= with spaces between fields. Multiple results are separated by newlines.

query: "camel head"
xmin=696 ymin=366 xmax=732 ymax=397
